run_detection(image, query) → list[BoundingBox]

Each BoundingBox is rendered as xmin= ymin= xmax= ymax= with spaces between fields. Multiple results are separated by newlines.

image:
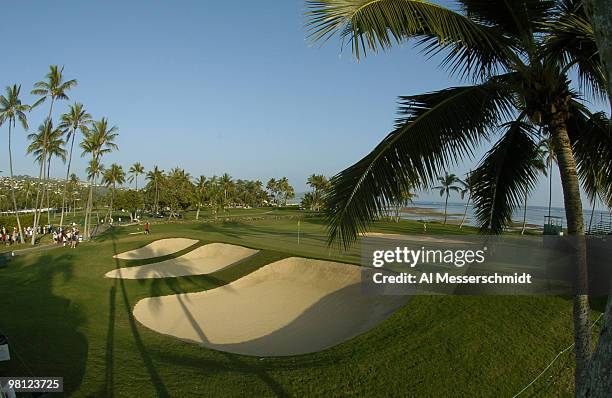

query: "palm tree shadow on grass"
xmin=0 ymin=253 xmax=88 ymax=395
xmin=103 ymin=284 xmax=116 ymax=398
xmin=109 ymin=237 xmax=289 ymax=397
xmin=107 ymin=238 xmax=170 ymax=397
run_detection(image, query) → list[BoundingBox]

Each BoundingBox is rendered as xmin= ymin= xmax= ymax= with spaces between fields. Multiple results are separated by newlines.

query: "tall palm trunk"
xmin=7 ymin=121 xmax=24 ymax=243
xmin=31 ymin=97 xmax=55 ymax=245
xmin=443 ymin=191 xmax=449 ymax=224
xmin=85 ymin=177 xmax=94 ymax=239
xmin=46 ymin=158 xmax=52 ymax=225
xmin=196 ymin=203 xmax=201 ymax=220
xmin=549 ymin=110 xmax=591 ymax=394
xmin=548 ymin=164 xmax=553 ymax=218
xmin=83 ymin=173 xmax=93 ymax=239
xmin=108 ymin=183 xmax=115 ymax=223
xmin=577 ymin=6 xmax=612 ymax=391
xmin=460 ymin=193 xmax=471 ymax=229
xmin=59 ymin=128 xmax=76 ymax=228
xmin=154 ymin=181 xmax=159 ymax=213
xmin=588 ymin=200 xmax=597 ymax=233
xmin=31 ymin=154 xmax=46 ymax=245
xmin=521 ymin=186 xmax=528 ymax=234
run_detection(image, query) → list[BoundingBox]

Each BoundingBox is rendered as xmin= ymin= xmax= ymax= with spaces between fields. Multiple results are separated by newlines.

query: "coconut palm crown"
xmin=128 ymin=162 xmax=145 ymax=190
xmin=306 ymin=0 xmax=611 ymax=392
xmin=306 ymin=0 xmax=610 ymax=242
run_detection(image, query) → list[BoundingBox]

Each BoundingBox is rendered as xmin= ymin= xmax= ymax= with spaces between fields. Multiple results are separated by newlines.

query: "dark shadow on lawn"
xmin=110 ymin=239 xmax=170 ymax=398
xmin=0 ymin=252 xmax=88 ymax=395
xmin=124 ymin=248 xmax=290 ymax=396
xmin=108 ymin=237 xmax=289 ymax=396
xmin=102 ymin=284 xmax=116 ymax=397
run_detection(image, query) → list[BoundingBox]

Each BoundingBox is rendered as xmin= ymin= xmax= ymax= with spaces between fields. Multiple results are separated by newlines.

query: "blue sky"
xmin=1 ymin=1 xmax=608 ymax=207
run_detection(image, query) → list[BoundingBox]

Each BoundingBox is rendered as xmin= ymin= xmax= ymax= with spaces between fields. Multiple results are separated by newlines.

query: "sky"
xmin=0 ymin=1 xmax=609 ymax=207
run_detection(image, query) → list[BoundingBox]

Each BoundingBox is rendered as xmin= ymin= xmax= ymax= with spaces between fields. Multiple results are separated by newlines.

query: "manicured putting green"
xmin=112 ymin=238 xmax=198 ymax=260
xmin=133 ymin=257 xmax=408 ymax=356
xmin=106 ymin=243 xmax=258 ymax=279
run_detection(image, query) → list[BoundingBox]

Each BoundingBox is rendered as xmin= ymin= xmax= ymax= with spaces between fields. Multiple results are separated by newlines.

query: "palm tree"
xmin=580 ymin=3 xmax=612 ymax=383
xmin=85 ymin=159 xmax=104 ymax=236
xmin=254 ymin=180 xmax=267 ymax=207
xmin=31 ymin=65 xmax=77 ymax=121
xmin=26 ymin=121 xmax=66 ymax=225
xmin=219 ymin=173 xmax=233 ymax=211
xmin=102 ymin=163 xmax=125 ymax=222
xmin=278 ymin=177 xmax=294 ymax=206
xmin=195 ymin=175 xmax=206 ymax=220
xmin=22 ymin=180 xmax=33 ymax=209
xmin=146 ymin=166 xmax=164 ymax=214
xmin=68 ymin=173 xmax=80 ymax=216
xmin=391 ymin=182 xmax=416 ymax=222
xmin=459 ymin=171 xmax=475 ymax=229
xmin=433 ymin=172 xmax=461 ymax=224
xmin=538 ymin=137 xmax=557 ymax=219
xmin=80 ymin=118 xmax=119 ymax=238
xmin=30 ymin=65 xmax=77 ymax=245
xmin=128 ymin=162 xmax=145 ymax=190
xmin=0 ymin=85 xmax=30 ymax=243
xmin=307 ymin=174 xmax=331 ymax=211
xmin=207 ymin=176 xmax=222 ymax=219
xmin=521 ymin=150 xmax=547 ymax=234
xmin=165 ymin=168 xmax=192 ymax=219
xmin=266 ymin=178 xmax=278 ymax=206
xmin=306 ymin=1 xmax=610 ymax=390
xmin=58 ymin=103 xmax=92 ymax=228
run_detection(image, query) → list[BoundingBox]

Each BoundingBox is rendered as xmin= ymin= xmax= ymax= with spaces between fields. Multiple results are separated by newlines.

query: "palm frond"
xmin=471 ymin=121 xmax=541 ymax=234
xmin=324 ymin=78 xmax=515 ymax=247
xmin=541 ymin=0 xmax=607 ymax=100
xmin=30 ymin=97 xmax=46 ymax=109
xmin=459 ymin=0 xmax=555 ymax=37
xmin=305 ymin=0 xmax=512 ymax=76
xmin=16 ymin=111 xmax=28 ymax=130
xmin=567 ymin=104 xmax=612 ymax=205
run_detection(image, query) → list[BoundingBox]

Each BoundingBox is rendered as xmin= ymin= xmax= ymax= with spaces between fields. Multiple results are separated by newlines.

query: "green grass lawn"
xmin=0 ymin=214 xmax=598 ymax=397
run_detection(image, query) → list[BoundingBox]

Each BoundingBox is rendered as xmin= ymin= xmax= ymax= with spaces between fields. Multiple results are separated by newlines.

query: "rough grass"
xmin=0 ymin=215 xmax=596 ymax=397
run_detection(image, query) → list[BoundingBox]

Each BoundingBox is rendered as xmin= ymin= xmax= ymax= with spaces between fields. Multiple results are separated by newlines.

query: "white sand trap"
xmin=106 ymin=243 xmax=258 ymax=279
xmin=133 ymin=258 xmax=408 ymax=356
xmin=113 ymin=238 xmax=198 ymax=260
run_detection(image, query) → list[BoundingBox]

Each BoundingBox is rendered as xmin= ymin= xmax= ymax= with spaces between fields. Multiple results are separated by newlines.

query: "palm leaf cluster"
xmin=306 ymin=0 xmax=610 ymax=246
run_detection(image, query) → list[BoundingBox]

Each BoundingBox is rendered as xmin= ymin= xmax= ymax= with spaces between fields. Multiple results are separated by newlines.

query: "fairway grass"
xmin=0 ymin=215 xmax=595 ymax=396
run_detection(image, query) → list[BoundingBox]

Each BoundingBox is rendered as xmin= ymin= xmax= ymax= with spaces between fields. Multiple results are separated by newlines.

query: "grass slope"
xmin=0 ymin=215 xmax=595 ymax=397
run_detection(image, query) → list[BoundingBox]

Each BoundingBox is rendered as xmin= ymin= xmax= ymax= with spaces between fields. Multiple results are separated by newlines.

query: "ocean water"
xmin=402 ymin=200 xmax=612 ymax=229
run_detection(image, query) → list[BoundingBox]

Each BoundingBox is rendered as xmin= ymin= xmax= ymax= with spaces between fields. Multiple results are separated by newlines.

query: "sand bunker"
xmin=113 ymin=238 xmax=198 ymax=260
xmin=106 ymin=243 xmax=258 ymax=279
xmin=133 ymin=257 xmax=408 ymax=356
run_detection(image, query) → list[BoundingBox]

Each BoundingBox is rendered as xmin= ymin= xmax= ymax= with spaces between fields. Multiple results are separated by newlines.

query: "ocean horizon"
xmin=402 ymin=200 xmax=611 ymax=229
